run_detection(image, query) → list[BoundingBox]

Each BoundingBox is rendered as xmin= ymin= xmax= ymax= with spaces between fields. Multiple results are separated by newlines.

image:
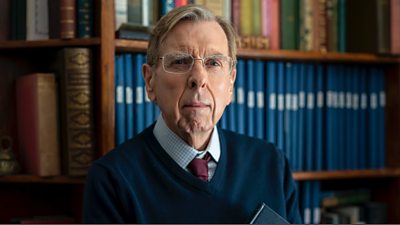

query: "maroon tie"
xmin=187 ymin=153 xmax=211 ymax=181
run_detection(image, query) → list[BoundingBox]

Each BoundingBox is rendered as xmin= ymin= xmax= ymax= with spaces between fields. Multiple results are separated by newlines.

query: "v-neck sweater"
xmin=83 ymin=124 xmax=302 ymax=223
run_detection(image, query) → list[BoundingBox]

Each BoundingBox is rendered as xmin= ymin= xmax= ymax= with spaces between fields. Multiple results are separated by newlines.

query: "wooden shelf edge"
xmin=0 ymin=38 xmax=101 ymax=49
xmin=114 ymin=39 xmax=399 ymax=63
xmin=115 ymin=39 xmax=148 ymax=52
xmin=293 ymin=168 xmax=400 ymax=181
xmin=0 ymin=175 xmax=85 ymax=184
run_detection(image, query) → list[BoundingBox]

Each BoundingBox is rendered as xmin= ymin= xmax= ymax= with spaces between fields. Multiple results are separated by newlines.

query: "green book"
xmin=280 ymin=0 xmax=299 ymax=50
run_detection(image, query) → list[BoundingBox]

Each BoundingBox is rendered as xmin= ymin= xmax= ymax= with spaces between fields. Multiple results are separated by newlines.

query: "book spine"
xmin=280 ymin=0 xmax=299 ymax=50
xmin=377 ymin=0 xmax=390 ymax=54
xmin=58 ymin=48 xmax=95 ymax=176
xmin=0 ymin=0 xmax=11 ymax=40
xmin=26 ymin=0 xmax=49 ymax=40
xmin=77 ymin=0 xmax=93 ymax=38
xmin=391 ymin=0 xmax=400 ymax=54
xmin=60 ymin=0 xmax=76 ymax=39
xmin=16 ymin=73 xmax=61 ymax=176
xmin=270 ymin=0 xmax=280 ymax=49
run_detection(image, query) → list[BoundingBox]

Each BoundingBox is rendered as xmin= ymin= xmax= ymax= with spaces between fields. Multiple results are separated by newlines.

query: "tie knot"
xmin=187 ymin=153 xmax=211 ymax=181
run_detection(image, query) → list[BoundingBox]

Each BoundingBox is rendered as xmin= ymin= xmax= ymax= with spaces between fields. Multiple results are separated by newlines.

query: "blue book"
xmin=160 ymin=0 xmax=174 ymax=16
xmin=124 ymin=53 xmax=134 ymax=140
xmin=337 ymin=65 xmax=347 ymax=170
xmin=246 ymin=59 xmax=255 ymax=137
xmin=344 ymin=65 xmax=354 ymax=170
xmin=227 ymin=87 xmax=237 ymax=132
xmin=377 ymin=66 xmax=386 ymax=168
xmin=219 ymin=109 xmax=228 ymax=129
xmin=305 ymin=63 xmax=315 ymax=171
xmin=368 ymin=67 xmax=379 ymax=169
xmin=266 ymin=61 xmax=277 ymax=144
xmin=302 ymin=181 xmax=312 ymax=224
xmin=77 ymin=0 xmax=94 ymax=38
xmin=358 ymin=66 xmax=368 ymax=169
xmin=296 ymin=63 xmax=306 ymax=171
xmin=312 ymin=181 xmax=321 ymax=224
xmin=236 ymin=59 xmax=246 ymax=134
xmin=284 ymin=62 xmax=294 ymax=169
xmin=315 ymin=64 xmax=324 ymax=171
xmin=276 ymin=62 xmax=286 ymax=152
xmin=288 ymin=63 xmax=301 ymax=169
xmin=255 ymin=60 xmax=265 ymax=139
xmin=133 ymin=53 xmax=145 ymax=135
xmin=115 ymin=54 xmax=126 ymax=145
xmin=351 ymin=65 xmax=360 ymax=169
xmin=144 ymin=87 xmax=154 ymax=128
xmin=326 ymin=64 xmax=336 ymax=170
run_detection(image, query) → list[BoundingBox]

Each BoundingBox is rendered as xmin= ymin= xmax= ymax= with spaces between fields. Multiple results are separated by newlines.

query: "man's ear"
xmin=142 ymin=64 xmax=156 ymax=102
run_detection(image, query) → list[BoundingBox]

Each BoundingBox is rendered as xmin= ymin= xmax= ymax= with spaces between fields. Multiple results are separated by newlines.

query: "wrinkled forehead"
xmin=160 ymin=20 xmax=229 ymax=56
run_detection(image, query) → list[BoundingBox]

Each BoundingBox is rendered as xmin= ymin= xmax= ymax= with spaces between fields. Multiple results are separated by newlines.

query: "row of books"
xmin=15 ymin=48 xmax=95 ymax=177
xmin=115 ymin=53 xmax=160 ymax=145
xmin=297 ymin=181 xmax=387 ymax=224
xmin=113 ymin=0 xmax=400 ymax=54
xmin=115 ymin=53 xmax=386 ymax=172
xmin=0 ymin=0 xmax=94 ymax=41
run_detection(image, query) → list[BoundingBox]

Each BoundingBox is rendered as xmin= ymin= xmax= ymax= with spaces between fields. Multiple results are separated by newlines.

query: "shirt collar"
xmin=153 ymin=114 xmax=221 ymax=169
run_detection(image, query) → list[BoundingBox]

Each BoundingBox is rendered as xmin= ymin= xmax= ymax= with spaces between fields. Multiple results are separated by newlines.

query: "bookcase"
xmin=0 ymin=0 xmax=400 ymax=223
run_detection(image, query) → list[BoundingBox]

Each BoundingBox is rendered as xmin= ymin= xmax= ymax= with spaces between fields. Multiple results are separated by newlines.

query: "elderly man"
xmin=83 ymin=4 xmax=301 ymax=224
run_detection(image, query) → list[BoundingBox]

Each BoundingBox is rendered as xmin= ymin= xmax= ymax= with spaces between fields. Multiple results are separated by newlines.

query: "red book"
xmin=391 ymin=0 xmax=400 ymax=54
xmin=16 ymin=73 xmax=61 ymax=176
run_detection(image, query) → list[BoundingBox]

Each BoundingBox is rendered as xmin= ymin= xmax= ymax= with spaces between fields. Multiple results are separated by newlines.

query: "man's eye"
xmin=206 ymin=58 xmax=223 ymax=67
xmin=172 ymin=57 xmax=191 ymax=65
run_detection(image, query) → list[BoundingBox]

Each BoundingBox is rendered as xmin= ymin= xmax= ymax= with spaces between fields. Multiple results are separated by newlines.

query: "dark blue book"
xmin=377 ymin=67 xmax=386 ymax=168
xmin=236 ymin=59 xmax=246 ymax=135
xmin=368 ymin=67 xmax=379 ymax=168
xmin=124 ymin=53 xmax=134 ymax=140
xmin=77 ymin=0 xmax=94 ymax=38
xmin=284 ymin=62 xmax=294 ymax=169
xmin=266 ymin=61 xmax=277 ymax=144
xmin=315 ymin=64 xmax=325 ymax=171
xmin=115 ymin=54 xmax=126 ymax=145
xmin=133 ymin=54 xmax=145 ymax=135
xmin=296 ymin=63 xmax=306 ymax=171
xmin=254 ymin=60 xmax=265 ymax=139
xmin=246 ymin=59 xmax=255 ymax=137
xmin=276 ymin=62 xmax=285 ymax=152
xmin=249 ymin=202 xmax=289 ymax=224
xmin=305 ymin=63 xmax=315 ymax=171
xmin=358 ymin=66 xmax=368 ymax=169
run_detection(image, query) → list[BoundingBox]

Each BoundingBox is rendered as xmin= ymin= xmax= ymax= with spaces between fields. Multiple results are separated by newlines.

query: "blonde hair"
xmin=146 ymin=4 xmax=238 ymax=66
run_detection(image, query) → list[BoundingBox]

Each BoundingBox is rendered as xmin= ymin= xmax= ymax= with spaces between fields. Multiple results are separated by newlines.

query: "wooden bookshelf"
xmin=0 ymin=38 xmax=100 ymax=49
xmin=1 ymin=0 xmax=400 ymax=223
xmin=0 ymin=175 xmax=85 ymax=184
xmin=293 ymin=168 xmax=400 ymax=181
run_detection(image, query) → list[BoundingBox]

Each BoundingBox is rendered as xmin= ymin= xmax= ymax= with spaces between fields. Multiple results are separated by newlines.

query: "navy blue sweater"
xmin=83 ymin=125 xmax=302 ymax=223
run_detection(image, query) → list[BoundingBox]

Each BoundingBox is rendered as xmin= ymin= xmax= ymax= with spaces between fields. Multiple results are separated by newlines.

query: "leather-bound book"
xmin=16 ymin=73 xmax=61 ymax=176
xmin=60 ymin=0 xmax=76 ymax=39
xmin=53 ymin=48 xmax=95 ymax=176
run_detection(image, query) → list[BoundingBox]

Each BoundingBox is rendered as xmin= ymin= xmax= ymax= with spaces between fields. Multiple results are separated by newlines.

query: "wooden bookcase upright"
xmin=0 ymin=0 xmax=400 ymax=223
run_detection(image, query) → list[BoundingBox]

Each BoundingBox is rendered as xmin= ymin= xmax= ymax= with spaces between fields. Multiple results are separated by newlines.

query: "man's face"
xmin=143 ymin=20 xmax=236 ymax=138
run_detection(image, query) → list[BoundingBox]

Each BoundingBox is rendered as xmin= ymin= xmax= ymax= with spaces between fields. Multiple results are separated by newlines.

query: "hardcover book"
xmin=16 ymin=73 xmax=61 ymax=176
xmin=249 ymin=203 xmax=289 ymax=224
xmin=53 ymin=48 xmax=95 ymax=176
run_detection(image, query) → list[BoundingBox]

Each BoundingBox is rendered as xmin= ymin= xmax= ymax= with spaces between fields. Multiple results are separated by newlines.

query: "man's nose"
xmin=187 ymin=59 xmax=207 ymax=89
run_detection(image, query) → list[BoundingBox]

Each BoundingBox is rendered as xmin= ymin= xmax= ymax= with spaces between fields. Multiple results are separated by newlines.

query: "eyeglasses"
xmin=159 ymin=53 xmax=235 ymax=75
